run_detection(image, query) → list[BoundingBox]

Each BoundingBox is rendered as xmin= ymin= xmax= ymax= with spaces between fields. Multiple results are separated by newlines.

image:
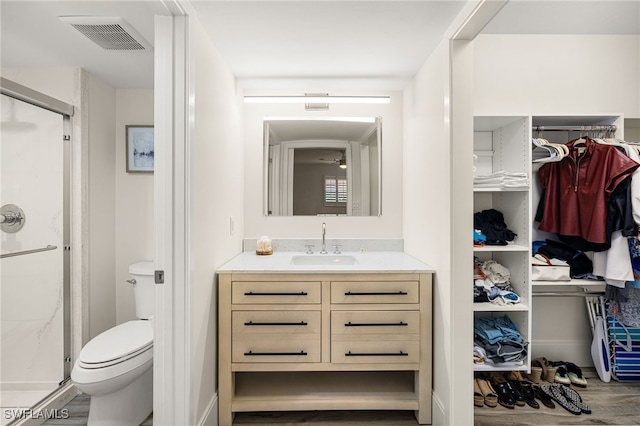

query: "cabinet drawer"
xmin=332 ymin=311 xmax=419 ymax=335
xmin=232 ymin=281 xmax=321 ymax=304
xmin=331 ymin=341 xmax=420 ymax=364
xmin=233 ymin=337 xmax=320 ymax=363
xmin=331 ymin=281 xmax=419 ymax=304
xmin=233 ymin=311 xmax=321 ymax=334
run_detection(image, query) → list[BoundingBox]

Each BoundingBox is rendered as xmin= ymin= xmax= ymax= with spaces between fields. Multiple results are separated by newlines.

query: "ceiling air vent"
xmin=59 ymin=16 xmax=153 ymax=51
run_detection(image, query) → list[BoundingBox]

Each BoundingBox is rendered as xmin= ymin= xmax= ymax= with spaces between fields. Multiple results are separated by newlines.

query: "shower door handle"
xmin=0 ymin=245 xmax=57 ymax=259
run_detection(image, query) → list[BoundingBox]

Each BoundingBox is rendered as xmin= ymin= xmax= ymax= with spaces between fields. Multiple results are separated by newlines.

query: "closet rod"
xmin=533 ymin=125 xmax=616 ymax=132
xmin=533 ymin=291 xmax=604 ymax=297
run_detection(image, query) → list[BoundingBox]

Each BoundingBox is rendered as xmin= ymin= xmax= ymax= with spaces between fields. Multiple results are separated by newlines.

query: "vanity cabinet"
xmin=218 ymin=272 xmax=433 ymax=425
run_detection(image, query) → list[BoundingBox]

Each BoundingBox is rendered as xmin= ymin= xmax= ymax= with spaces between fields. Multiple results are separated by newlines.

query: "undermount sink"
xmin=290 ymin=254 xmax=358 ymax=265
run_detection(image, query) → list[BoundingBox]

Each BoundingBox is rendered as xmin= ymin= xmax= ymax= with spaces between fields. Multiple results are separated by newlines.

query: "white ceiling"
xmin=188 ymin=1 xmax=467 ymax=81
xmin=1 ymin=1 xmax=638 ymax=90
xmin=1 ymin=1 xmax=163 ymax=89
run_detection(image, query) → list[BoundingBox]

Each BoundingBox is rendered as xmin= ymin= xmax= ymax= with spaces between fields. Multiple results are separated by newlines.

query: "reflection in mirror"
xmin=264 ymin=117 xmax=381 ymax=216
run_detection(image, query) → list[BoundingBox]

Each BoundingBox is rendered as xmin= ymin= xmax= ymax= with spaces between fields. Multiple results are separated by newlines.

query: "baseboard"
xmin=430 ymin=391 xmax=446 ymax=426
xmin=532 ymin=339 xmax=593 ymax=367
xmin=7 ymin=383 xmax=78 ymax=426
xmin=197 ymin=392 xmax=218 ymax=426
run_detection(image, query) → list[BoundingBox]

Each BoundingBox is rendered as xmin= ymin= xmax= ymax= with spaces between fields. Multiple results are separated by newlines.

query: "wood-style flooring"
xmin=474 ymin=368 xmax=640 ymax=426
xmin=40 ymin=393 xmax=152 ymax=426
xmin=41 ymin=368 xmax=640 ymax=425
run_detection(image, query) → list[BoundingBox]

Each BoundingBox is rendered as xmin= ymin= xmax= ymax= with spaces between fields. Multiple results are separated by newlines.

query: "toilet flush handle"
xmin=126 ymin=279 xmax=136 ymax=285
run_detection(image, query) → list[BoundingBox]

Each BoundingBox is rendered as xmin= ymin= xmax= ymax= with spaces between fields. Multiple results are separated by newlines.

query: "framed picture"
xmin=126 ymin=125 xmax=155 ymax=173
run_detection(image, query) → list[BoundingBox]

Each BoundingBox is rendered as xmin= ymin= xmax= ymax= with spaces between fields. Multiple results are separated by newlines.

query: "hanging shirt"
xmin=537 ymin=137 xmax=639 ymax=251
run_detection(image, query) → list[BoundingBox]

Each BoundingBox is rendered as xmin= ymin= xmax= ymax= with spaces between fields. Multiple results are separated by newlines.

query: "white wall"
xmin=403 ymin=39 xmax=462 ymax=426
xmin=474 ymin=35 xmax=640 ymax=119
xmin=190 ymin=17 xmax=244 ymax=426
xmin=473 ymin=34 xmax=640 ymax=365
xmin=84 ymin=72 xmax=116 ymax=339
xmin=242 ymin=91 xmax=403 ymax=239
xmin=115 ymin=90 xmax=154 ymax=324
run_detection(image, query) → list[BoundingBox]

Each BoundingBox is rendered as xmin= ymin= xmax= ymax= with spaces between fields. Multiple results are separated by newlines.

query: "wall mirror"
xmin=264 ymin=116 xmax=381 ymax=216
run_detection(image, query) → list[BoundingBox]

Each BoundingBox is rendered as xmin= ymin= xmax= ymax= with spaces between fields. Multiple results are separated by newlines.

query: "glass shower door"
xmin=1 ymin=93 xmax=67 ymax=424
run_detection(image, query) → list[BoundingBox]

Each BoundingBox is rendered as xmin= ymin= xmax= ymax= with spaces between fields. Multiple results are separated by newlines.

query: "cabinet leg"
xmin=218 ymin=409 xmax=233 ymax=426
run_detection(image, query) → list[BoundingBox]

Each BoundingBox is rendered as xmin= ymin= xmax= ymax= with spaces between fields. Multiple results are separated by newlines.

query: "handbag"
xmin=531 ymin=253 xmax=571 ymax=281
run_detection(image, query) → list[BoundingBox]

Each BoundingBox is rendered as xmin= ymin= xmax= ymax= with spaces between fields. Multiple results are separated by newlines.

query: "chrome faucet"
xmin=320 ymin=222 xmax=328 ymax=254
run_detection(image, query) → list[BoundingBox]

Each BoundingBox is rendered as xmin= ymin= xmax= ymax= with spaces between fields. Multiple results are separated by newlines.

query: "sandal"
xmin=505 ymin=370 xmax=526 ymax=382
xmin=474 ymin=378 xmax=484 ymax=407
xmin=553 ymin=366 xmax=572 ymax=386
xmin=560 ymin=385 xmax=591 ymax=414
xmin=565 ymin=362 xmax=588 ymax=388
xmin=533 ymin=357 xmax=557 ymax=383
xmin=533 ymin=384 xmax=555 ymax=409
xmin=541 ymin=383 xmax=582 ymax=415
xmin=490 ymin=372 xmax=525 ymax=407
xmin=506 ymin=380 xmax=526 ymax=407
xmin=489 ymin=376 xmax=515 ymax=409
xmin=528 ymin=364 xmax=543 ymax=384
xmin=476 ymin=378 xmax=498 ymax=408
xmin=519 ymin=381 xmax=540 ymax=409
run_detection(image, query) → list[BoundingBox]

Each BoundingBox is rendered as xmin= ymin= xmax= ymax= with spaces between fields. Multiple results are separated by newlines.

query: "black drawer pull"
xmin=345 ymin=321 xmax=408 ymax=327
xmin=244 ymin=291 xmax=308 ymax=296
xmin=244 ymin=350 xmax=308 ymax=356
xmin=345 ymin=351 xmax=408 ymax=357
xmin=344 ymin=291 xmax=408 ymax=296
xmin=245 ymin=321 xmax=308 ymax=326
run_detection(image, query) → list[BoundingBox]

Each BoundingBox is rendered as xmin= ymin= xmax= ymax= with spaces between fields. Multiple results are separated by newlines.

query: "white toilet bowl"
xmin=72 ymin=262 xmax=155 ymax=425
xmin=72 ymin=320 xmax=153 ymax=425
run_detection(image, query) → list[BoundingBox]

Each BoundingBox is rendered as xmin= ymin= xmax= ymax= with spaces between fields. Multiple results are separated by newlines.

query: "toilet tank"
xmin=129 ymin=261 xmax=155 ymax=320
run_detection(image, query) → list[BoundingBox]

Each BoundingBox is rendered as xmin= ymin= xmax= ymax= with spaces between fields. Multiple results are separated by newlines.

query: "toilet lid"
xmin=79 ymin=320 xmax=153 ymax=366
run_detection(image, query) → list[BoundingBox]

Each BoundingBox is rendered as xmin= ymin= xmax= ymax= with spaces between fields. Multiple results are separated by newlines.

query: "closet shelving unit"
xmin=473 ymin=116 xmax=532 ymax=372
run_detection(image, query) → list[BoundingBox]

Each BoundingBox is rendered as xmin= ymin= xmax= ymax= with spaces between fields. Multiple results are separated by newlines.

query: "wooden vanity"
xmin=217 ymin=255 xmax=433 ymax=425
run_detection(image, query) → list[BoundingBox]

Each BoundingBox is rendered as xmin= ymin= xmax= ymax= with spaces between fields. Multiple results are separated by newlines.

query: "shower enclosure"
xmin=1 ymin=78 xmax=72 ymax=425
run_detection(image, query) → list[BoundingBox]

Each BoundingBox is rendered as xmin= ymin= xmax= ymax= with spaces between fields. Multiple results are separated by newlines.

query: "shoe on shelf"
xmin=565 ymin=362 xmax=588 ymax=388
xmin=532 ymin=384 xmax=555 ymax=409
xmin=475 ymin=378 xmax=498 ymax=408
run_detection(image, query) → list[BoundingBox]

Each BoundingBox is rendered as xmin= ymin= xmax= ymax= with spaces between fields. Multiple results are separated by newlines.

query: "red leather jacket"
xmin=538 ymin=137 xmax=639 ymax=246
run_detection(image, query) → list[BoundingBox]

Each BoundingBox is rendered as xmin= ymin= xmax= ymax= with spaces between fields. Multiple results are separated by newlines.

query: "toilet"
xmin=71 ymin=261 xmax=155 ymax=426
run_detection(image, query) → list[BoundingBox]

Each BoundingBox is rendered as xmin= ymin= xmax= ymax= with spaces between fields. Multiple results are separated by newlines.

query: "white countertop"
xmin=217 ymin=251 xmax=435 ymax=273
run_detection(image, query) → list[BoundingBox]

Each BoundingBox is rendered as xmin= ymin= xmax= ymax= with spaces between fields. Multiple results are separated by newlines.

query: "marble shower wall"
xmin=1 ymin=95 xmax=65 ymax=393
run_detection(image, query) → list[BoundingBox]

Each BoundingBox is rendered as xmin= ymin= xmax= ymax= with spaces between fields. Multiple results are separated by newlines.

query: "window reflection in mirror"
xmin=264 ymin=117 xmax=381 ymax=216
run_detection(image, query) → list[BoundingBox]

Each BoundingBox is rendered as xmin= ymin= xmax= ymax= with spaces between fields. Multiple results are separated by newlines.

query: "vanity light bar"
xmin=244 ymin=96 xmax=390 ymax=104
